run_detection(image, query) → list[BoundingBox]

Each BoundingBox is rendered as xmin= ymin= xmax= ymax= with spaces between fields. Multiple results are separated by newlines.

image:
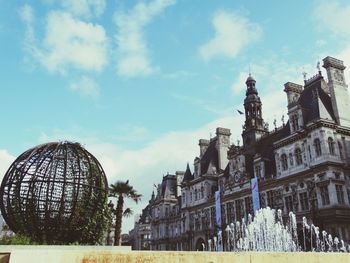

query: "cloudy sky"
xmin=1 ymin=0 xmax=350 ymax=233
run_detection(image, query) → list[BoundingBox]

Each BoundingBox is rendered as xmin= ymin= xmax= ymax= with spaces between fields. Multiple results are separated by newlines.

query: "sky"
xmin=1 ymin=0 xmax=350 ymax=233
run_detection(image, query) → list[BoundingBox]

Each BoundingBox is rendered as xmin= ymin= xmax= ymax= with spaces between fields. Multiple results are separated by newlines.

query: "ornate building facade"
xmin=134 ymin=56 xmax=350 ymax=251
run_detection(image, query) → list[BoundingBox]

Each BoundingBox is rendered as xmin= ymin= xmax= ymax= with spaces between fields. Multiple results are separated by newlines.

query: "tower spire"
xmin=242 ymin=75 xmax=267 ymax=148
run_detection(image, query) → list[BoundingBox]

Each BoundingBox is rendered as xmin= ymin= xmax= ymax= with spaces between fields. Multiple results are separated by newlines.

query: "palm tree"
xmin=109 ymin=180 xmax=142 ymax=246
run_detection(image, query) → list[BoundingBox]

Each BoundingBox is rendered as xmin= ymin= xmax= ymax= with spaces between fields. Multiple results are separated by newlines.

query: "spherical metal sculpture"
xmin=0 ymin=141 xmax=108 ymax=244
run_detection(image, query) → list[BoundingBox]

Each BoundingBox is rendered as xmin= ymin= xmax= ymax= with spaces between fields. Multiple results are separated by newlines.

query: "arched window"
xmin=295 ymin=148 xmax=303 ymax=165
xmin=338 ymin=141 xmax=343 ymax=158
xmin=328 ymin=137 xmax=335 ymax=155
xmin=201 ymin=186 xmax=204 ymax=199
xmin=195 ymin=189 xmax=197 ymax=200
xmin=281 ymin=154 xmax=288 ymax=171
xmin=314 ymin=138 xmax=322 ymax=156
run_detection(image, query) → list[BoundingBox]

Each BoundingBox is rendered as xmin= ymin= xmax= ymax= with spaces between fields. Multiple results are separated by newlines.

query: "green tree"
xmin=109 ymin=180 xmax=141 ymax=246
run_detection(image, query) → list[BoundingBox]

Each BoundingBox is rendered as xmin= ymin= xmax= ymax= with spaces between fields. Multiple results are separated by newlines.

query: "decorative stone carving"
xmin=334 ymin=69 xmax=344 ymax=82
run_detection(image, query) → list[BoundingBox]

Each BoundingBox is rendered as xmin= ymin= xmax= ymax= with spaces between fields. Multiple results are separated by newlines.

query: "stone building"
xmin=129 ymin=205 xmax=152 ymax=250
xmin=137 ymin=56 xmax=350 ymax=251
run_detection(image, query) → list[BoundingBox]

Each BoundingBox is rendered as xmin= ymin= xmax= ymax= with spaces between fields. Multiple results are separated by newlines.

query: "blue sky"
xmin=1 ymin=0 xmax=350 ymax=232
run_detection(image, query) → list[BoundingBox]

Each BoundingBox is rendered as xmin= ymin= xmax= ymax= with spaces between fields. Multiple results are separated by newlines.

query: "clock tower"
xmin=241 ymin=75 xmax=268 ymax=150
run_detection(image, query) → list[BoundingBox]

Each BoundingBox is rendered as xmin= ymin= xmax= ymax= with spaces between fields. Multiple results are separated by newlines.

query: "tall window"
xmin=255 ymin=165 xmax=261 ymax=178
xmin=320 ymin=185 xmax=330 ymax=205
xmin=314 ymin=138 xmax=322 ymax=156
xmin=235 ymin=199 xmax=243 ymax=221
xmin=291 ymin=114 xmax=299 ymax=131
xmin=201 ymin=186 xmax=204 ymax=199
xmin=295 ymin=148 xmax=303 ymax=165
xmin=195 ymin=189 xmax=197 ymax=201
xmin=221 ymin=204 xmax=226 ymax=225
xmin=285 ymin=196 xmax=293 ymax=213
xmin=281 ymin=154 xmax=288 ymax=171
xmin=267 ymin=190 xmax=274 ymax=208
xmin=210 ymin=207 xmax=215 ymax=228
xmin=335 ymin=184 xmax=345 ymax=205
xmin=338 ymin=141 xmax=343 ymax=159
xmin=226 ymin=202 xmax=235 ymax=224
xmin=299 ymin=192 xmax=309 ymax=211
xmin=245 ymin=196 xmax=253 ymax=216
xmin=328 ymin=137 xmax=335 ymax=155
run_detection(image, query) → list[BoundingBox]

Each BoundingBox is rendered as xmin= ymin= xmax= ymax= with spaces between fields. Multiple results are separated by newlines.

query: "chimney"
xmin=198 ymin=139 xmax=209 ymax=157
xmin=284 ymin=82 xmax=302 ymax=107
xmin=323 ymin=56 xmax=350 ymax=127
xmin=175 ymin=171 xmax=185 ymax=196
xmin=216 ymin=127 xmax=231 ymax=170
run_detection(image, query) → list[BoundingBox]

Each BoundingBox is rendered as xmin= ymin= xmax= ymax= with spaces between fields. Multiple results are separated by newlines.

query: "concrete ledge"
xmin=0 ymin=247 xmax=349 ymax=263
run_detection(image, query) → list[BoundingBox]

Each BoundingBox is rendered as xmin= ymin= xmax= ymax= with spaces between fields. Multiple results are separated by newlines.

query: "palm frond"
xmin=123 ymin=208 xmax=133 ymax=218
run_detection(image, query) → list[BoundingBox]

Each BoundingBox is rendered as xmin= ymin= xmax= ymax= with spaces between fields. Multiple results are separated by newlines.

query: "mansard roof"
xmin=182 ymin=163 xmax=193 ymax=182
xmin=138 ymin=203 xmax=151 ymax=224
xmin=298 ymin=75 xmax=336 ymax=124
xmin=200 ymin=138 xmax=219 ymax=174
xmin=160 ymin=173 xmax=177 ymax=198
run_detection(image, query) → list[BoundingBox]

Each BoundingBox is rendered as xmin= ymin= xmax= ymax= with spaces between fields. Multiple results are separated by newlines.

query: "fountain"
xmin=208 ymin=207 xmax=350 ymax=252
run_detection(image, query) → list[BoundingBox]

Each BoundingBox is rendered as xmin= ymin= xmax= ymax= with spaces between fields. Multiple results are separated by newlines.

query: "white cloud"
xmin=199 ymin=10 xmax=262 ymax=61
xmin=0 ymin=149 xmax=15 ymax=183
xmin=20 ymin=7 xmax=108 ymax=73
xmin=312 ymin=1 xmax=350 ymax=83
xmin=61 ymin=0 xmax=106 ymax=18
xmin=42 ymin=11 xmax=108 ymax=72
xmin=336 ymin=47 xmax=350 ymax=85
xmin=230 ymin=56 xmax=320 ymax=128
xmin=171 ymin=93 xmax=229 ymax=115
xmin=114 ymin=0 xmax=176 ymax=77
xmin=314 ymin=1 xmax=350 ymax=37
xmin=69 ymin=76 xmax=100 ymax=97
xmin=19 ymin=4 xmax=34 ymax=24
xmin=19 ymin=5 xmax=36 ymax=50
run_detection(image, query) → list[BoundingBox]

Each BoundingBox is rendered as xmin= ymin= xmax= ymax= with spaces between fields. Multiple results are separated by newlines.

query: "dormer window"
xmin=291 ymin=114 xmax=299 ymax=131
xmin=314 ymin=138 xmax=322 ymax=156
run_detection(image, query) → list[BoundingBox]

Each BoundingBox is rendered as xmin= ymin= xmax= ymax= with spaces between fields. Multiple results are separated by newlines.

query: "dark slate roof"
xmin=298 ymin=75 xmax=336 ymax=124
xmin=200 ymin=139 xmax=219 ymax=174
xmin=223 ymin=163 xmax=230 ymax=178
xmin=138 ymin=203 xmax=151 ymax=224
xmin=182 ymin=163 xmax=193 ymax=182
xmin=244 ymin=123 xmax=290 ymax=179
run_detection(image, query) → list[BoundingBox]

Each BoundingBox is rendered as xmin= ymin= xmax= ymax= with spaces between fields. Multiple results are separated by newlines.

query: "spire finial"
xmin=249 ymin=64 xmax=251 ymax=77
xmin=317 ymin=61 xmax=322 ymax=75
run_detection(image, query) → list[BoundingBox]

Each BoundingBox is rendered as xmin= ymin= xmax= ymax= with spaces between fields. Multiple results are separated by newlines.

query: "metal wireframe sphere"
xmin=0 ymin=141 xmax=108 ymax=244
